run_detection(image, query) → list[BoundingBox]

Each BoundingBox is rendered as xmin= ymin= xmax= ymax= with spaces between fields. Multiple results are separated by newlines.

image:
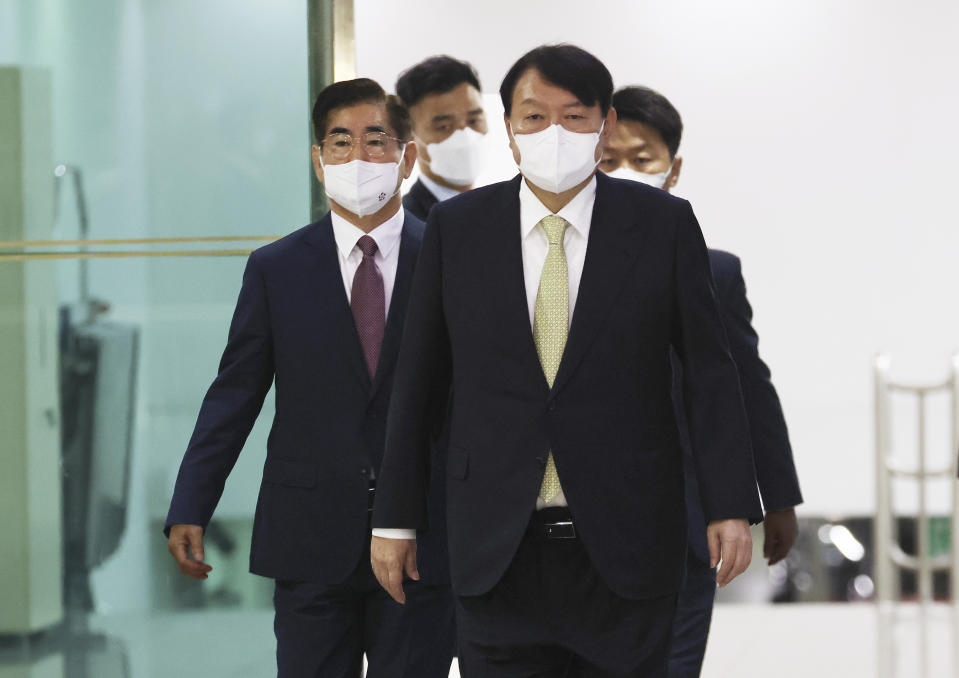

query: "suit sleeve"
xmin=164 ymin=251 xmax=275 ymax=534
xmin=719 ymin=256 xmax=803 ymax=512
xmin=672 ymin=203 xmax=763 ymax=524
xmin=372 ymin=210 xmax=452 ymax=531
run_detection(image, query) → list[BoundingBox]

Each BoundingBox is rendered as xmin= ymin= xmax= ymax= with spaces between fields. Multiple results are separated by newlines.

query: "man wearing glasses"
xmin=164 ymin=78 xmax=454 ymax=678
xmin=396 ymin=55 xmax=489 ymax=221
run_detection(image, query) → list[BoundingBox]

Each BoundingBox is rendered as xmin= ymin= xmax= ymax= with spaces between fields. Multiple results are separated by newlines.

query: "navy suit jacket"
xmin=673 ymin=250 xmax=803 ymax=564
xmin=165 ymin=210 xmax=449 ymax=585
xmin=373 ymin=173 xmax=763 ymax=600
xmin=402 ymin=179 xmax=439 ymax=223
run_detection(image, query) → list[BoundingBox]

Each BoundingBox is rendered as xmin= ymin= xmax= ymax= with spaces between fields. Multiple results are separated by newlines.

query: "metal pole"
xmin=951 ymin=355 xmax=959 ymax=603
xmin=917 ymin=390 xmax=929 ymax=678
xmin=875 ymin=355 xmax=895 ymax=678
xmin=332 ymin=0 xmax=356 ymax=82
xmin=307 ymin=0 xmax=335 ymax=223
xmin=876 ymin=355 xmax=894 ymax=603
xmin=951 ymin=354 xmax=959 ymax=676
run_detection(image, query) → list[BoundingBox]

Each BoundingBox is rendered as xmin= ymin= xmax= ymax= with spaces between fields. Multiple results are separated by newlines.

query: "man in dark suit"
xmin=370 ymin=45 xmax=763 ymax=678
xmin=601 ymin=85 xmax=803 ymax=677
xmin=164 ymin=78 xmax=454 ymax=678
xmin=396 ymin=56 xmax=488 ymax=221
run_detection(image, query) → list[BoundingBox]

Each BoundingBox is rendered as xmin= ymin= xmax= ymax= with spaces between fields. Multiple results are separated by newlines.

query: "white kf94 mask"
xmin=606 ymin=165 xmax=672 ymax=190
xmin=423 ymin=127 xmax=486 ymax=186
xmin=321 ymin=154 xmax=403 ymax=217
xmin=510 ymin=122 xmax=603 ymax=194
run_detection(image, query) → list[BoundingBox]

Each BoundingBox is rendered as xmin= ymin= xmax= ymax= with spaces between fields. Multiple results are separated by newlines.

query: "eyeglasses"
xmin=321 ymin=131 xmax=405 ymax=162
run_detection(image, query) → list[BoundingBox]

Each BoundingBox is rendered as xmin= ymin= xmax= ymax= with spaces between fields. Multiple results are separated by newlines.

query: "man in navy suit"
xmin=164 ymin=78 xmax=454 ymax=678
xmin=396 ymin=55 xmax=488 ymax=222
xmin=601 ymin=85 xmax=804 ymax=677
xmin=370 ymin=45 xmax=763 ymax=678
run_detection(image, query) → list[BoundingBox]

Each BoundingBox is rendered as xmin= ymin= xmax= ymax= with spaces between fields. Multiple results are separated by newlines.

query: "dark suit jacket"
xmin=402 ymin=178 xmax=440 ymax=223
xmin=164 ymin=211 xmax=449 ymax=585
xmin=673 ymin=250 xmax=803 ymax=564
xmin=373 ymin=173 xmax=763 ymax=600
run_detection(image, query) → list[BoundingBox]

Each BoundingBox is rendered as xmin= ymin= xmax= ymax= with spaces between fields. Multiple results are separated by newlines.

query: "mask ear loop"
xmin=589 ymin=120 xmax=606 ymax=173
xmin=412 ymin=134 xmax=438 ymax=172
xmin=386 ymin=141 xmax=410 ymax=204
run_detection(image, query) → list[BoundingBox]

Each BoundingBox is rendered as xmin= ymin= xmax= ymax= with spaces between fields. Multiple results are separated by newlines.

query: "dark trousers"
xmin=456 ymin=508 xmax=676 ymax=678
xmin=273 ymin=536 xmax=455 ymax=678
xmin=667 ymin=553 xmax=716 ymax=678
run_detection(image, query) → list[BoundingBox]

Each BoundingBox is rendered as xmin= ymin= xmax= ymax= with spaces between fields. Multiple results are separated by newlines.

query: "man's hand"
xmin=371 ymin=536 xmax=419 ymax=604
xmin=168 ymin=524 xmax=212 ymax=579
xmin=707 ymin=518 xmax=752 ymax=587
xmin=763 ymin=508 xmax=798 ymax=565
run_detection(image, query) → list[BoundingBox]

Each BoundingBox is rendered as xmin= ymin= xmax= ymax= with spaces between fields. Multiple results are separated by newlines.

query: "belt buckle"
xmin=545 ymin=520 xmax=576 ymax=539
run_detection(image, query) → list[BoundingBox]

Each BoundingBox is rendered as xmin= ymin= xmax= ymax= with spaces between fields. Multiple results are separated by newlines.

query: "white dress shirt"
xmin=418 ymin=173 xmax=461 ymax=203
xmin=520 ymin=176 xmax=595 ymax=509
xmin=334 ymin=207 xmax=413 ymax=540
xmin=372 ymin=176 xmax=597 ymax=539
xmin=329 ymin=207 xmax=404 ymax=313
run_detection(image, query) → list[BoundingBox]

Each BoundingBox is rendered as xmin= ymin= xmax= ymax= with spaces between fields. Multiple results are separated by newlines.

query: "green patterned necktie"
xmin=533 ymin=215 xmax=569 ymax=502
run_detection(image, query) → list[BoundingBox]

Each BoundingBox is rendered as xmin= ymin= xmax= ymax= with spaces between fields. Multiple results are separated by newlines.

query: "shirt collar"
xmin=418 ymin=173 xmax=462 ymax=203
xmin=330 ymin=206 xmax=405 ymax=260
xmin=519 ymin=175 xmax=597 ymax=241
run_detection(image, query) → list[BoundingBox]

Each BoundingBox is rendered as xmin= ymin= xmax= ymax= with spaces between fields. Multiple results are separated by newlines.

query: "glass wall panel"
xmin=1 ymin=1 xmax=316 ymax=676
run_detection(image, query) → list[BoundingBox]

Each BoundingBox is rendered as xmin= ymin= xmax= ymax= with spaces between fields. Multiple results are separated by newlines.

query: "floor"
xmin=0 ymin=603 xmax=955 ymax=677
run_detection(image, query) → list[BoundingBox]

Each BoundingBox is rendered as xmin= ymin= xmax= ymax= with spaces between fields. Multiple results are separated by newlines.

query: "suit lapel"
xmin=303 ymin=216 xmax=372 ymax=391
xmin=369 ymin=219 xmax=418 ymax=400
xmin=551 ymin=173 xmax=646 ymax=395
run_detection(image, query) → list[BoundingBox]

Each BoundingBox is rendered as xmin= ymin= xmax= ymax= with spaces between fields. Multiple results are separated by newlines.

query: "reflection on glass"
xmin=1 ymin=1 xmax=309 ymax=676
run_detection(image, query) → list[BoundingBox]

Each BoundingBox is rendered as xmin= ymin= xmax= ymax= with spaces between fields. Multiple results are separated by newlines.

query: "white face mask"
xmin=510 ymin=122 xmax=603 ymax=194
xmin=320 ymin=151 xmax=404 ymax=217
xmin=606 ymin=165 xmax=672 ymax=190
xmin=422 ymin=127 xmax=486 ymax=186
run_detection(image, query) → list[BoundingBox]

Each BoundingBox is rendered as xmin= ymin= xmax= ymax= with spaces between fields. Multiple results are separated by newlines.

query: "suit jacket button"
xmin=360 ymin=468 xmax=369 ymax=476
xmin=548 ymin=401 xmax=557 ymax=412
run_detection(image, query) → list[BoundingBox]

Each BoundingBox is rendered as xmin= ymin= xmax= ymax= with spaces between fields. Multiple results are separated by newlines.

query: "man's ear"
xmin=603 ymin=106 xmax=618 ymax=138
xmin=401 ymin=141 xmax=417 ymax=179
xmin=505 ymin=114 xmax=521 ymax=166
xmin=311 ymin=145 xmax=324 ymax=184
xmin=665 ymin=155 xmax=683 ymax=192
xmin=595 ymin=107 xmax=617 ymax=161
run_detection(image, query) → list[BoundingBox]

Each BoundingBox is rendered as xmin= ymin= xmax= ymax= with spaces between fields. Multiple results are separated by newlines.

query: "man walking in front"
xmin=370 ymin=45 xmax=763 ymax=678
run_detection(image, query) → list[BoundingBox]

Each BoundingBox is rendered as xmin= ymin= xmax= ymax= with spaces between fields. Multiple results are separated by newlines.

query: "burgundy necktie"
xmin=351 ymin=235 xmax=385 ymax=378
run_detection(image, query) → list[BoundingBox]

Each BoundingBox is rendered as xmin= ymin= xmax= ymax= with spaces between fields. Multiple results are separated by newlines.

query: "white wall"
xmin=356 ymin=0 xmax=959 ymax=515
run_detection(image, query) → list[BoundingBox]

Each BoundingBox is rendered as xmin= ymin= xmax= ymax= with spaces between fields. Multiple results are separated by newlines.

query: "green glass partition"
xmin=0 ymin=1 xmax=336 ymax=675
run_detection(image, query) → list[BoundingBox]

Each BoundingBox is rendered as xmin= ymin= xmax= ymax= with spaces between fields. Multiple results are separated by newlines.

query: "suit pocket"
xmin=263 ymin=457 xmax=317 ymax=488
xmin=447 ymin=446 xmax=469 ymax=480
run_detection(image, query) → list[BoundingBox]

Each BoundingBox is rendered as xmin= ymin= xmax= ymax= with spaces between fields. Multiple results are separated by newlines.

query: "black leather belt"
xmin=529 ymin=507 xmax=577 ymax=540
xmin=542 ymin=520 xmax=576 ymax=539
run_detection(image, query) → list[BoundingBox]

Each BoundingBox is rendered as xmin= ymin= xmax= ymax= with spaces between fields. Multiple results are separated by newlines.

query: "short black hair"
xmin=311 ymin=78 xmax=412 ymax=143
xmin=612 ymin=86 xmax=684 ymax=159
xmin=499 ymin=44 xmax=613 ymax=117
xmin=395 ymin=55 xmax=481 ymax=108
